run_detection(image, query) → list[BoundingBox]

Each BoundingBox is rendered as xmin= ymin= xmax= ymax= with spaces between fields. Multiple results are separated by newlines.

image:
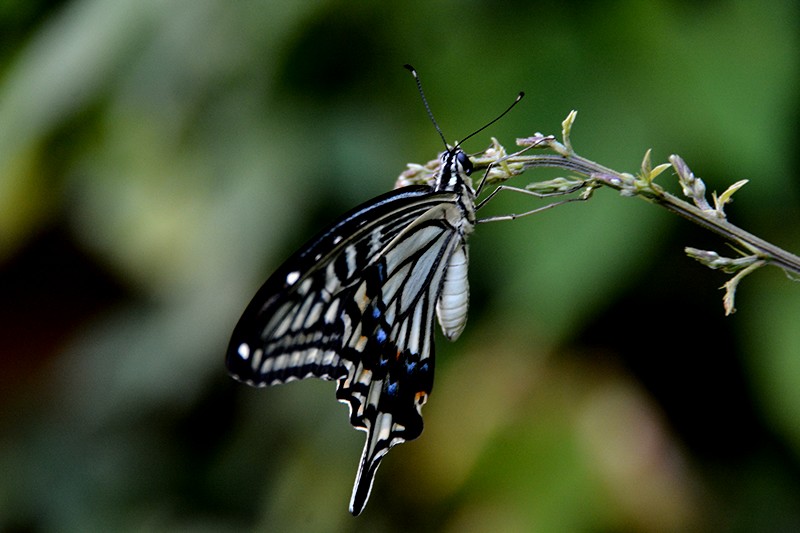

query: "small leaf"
xmin=641 ymin=149 xmax=653 ymax=177
xmin=714 ymin=179 xmax=749 ymax=214
xmin=649 ymin=163 xmax=672 ymax=182
xmin=561 ymin=110 xmax=578 ymax=155
xmin=638 ymin=150 xmax=671 ymax=187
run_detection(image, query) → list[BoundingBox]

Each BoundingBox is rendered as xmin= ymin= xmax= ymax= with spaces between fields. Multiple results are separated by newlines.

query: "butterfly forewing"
xmin=228 ymin=186 xmax=450 ymax=383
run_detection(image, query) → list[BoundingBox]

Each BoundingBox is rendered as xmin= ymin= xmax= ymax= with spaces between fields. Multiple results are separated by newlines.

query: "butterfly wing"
xmin=339 ymin=203 xmax=468 ymax=515
xmin=226 ymin=185 xmax=468 ymax=514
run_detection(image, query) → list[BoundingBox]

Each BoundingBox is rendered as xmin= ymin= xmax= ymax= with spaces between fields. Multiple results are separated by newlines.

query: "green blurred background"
xmin=1 ymin=1 xmax=799 ymax=531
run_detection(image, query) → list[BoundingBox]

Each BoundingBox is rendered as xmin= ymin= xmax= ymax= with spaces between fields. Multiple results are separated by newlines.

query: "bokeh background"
xmin=1 ymin=1 xmax=799 ymax=531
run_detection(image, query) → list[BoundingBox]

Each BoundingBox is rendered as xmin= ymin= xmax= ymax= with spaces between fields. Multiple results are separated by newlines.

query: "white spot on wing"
xmin=369 ymin=224 xmax=384 ymax=255
xmin=345 ymin=245 xmax=357 ymax=278
xmin=297 ymin=278 xmax=313 ymax=296
xmin=290 ymin=350 xmax=303 ymax=368
xmin=238 ymin=343 xmax=250 ymax=360
xmin=272 ymin=314 xmax=294 ymax=338
xmin=324 ymin=299 xmax=340 ymax=324
xmin=304 ymin=302 xmax=324 ymax=328
xmin=291 ymin=294 xmax=315 ymax=331
xmin=366 ymin=378 xmax=382 ymax=413
xmin=377 ymin=412 xmax=393 ymax=441
xmin=286 ymin=271 xmax=300 ymax=285
xmin=250 ymin=348 xmax=263 ymax=371
xmin=304 ymin=347 xmax=321 ymax=366
xmin=274 ymin=354 xmax=288 ymax=371
xmin=322 ymin=350 xmax=338 ymax=367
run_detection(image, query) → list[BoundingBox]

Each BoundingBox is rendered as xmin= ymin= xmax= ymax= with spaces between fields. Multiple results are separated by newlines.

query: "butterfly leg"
xmin=476 ymin=185 xmax=589 ymax=223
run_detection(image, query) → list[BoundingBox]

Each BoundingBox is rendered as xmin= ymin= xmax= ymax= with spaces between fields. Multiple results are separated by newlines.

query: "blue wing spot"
xmin=374 ymin=260 xmax=387 ymax=282
xmin=386 ymin=380 xmax=399 ymax=396
xmin=405 ymin=360 xmax=417 ymax=373
xmin=376 ymin=327 xmax=387 ymax=344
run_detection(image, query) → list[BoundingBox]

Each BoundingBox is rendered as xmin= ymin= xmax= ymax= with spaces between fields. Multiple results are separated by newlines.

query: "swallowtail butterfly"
xmin=227 ymin=65 xmax=523 ymax=515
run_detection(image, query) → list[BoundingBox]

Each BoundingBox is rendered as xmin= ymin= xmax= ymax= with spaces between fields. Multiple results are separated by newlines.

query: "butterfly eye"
xmin=456 ymin=150 xmax=473 ymax=176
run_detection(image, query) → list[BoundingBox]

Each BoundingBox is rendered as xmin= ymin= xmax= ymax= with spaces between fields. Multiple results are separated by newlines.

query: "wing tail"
xmin=349 ymin=411 xmax=395 ymax=516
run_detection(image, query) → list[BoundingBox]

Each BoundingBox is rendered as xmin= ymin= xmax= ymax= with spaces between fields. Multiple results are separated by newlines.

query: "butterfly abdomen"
xmin=436 ymin=243 xmax=469 ymax=340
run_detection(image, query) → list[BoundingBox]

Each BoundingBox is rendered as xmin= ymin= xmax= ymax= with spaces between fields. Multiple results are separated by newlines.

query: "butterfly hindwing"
xmin=333 ymin=209 xmax=466 ymax=514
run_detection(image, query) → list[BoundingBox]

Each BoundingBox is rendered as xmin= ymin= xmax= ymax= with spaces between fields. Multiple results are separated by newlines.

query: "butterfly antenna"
xmin=404 ymin=64 xmax=449 ymax=149
xmin=459 ymin=91 xmax=525 ymax=146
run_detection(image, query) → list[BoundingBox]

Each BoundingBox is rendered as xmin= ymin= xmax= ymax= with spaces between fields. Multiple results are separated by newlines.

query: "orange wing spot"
xmin=395 ymin=348 xmax=402 ymax=360
xmin=354 ymin=285 xmax=370 ymax=313
xmin=415 ymin=391 xmax=428 ymax=406
xmin=356 ymin=292 xmax=370 ymax=313
xmin=355 ymin=335 xmax=368 ymax=352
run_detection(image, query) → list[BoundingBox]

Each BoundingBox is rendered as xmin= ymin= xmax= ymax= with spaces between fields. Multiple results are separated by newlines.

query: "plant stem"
xmin=398 ymin=128 xmax=800 ymax=297
xmin=479 ymin=151 xmax=800 ymax=279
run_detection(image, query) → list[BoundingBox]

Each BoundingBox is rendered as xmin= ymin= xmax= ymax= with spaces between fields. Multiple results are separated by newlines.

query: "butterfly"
xmin=226 ymin=65 xmax=524 ymax=515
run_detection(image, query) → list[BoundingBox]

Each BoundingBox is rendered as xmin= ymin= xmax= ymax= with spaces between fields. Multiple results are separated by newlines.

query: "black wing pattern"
xmin=226 ymin=185 xmax=467 ymax=515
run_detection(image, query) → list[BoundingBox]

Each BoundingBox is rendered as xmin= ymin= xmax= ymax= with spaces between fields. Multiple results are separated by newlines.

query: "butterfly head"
xmin=435 ymin=146 xmax=473 ymax=192
xmin=404 ymin=65 xmax=521 ymax=196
